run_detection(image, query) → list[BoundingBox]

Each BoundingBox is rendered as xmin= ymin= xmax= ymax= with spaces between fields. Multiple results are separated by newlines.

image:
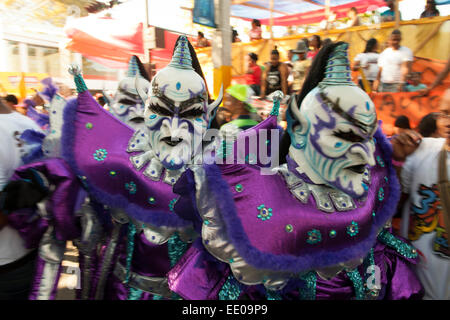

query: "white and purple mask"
xmin=109 ymin=56 xmax=150 ymax=130
xmin=136 ymin=36 xmax=222 ymax=170
xmin=287 ymin=43 xmax=377 ymax=199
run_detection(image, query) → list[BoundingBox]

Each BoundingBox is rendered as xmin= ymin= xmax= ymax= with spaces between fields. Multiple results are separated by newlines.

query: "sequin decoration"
xmin=109 ymin=171 xmax=117 ymax=176
xmin=169 ymin=198 xmax=177 ymax=212
xmin=148 ymin=197 xmax=156 ymax=205
xmin=378 ymin=187 xmax=385 ymax=201
xmin=307 ymin=229 xmax=322 ymax=244
xmin=285 ymin=224 xmax=293 ymax=233
xmin=235 ymin=184 xmax=243 ymax=192
xmin=298 ymin=271 xmax=317 ymax=300
xmin=85 ymin=122 xmax=93 ymax=129
xmin=377 ymin=229 xmax=418 ymax=259
xmin=329 ymin=230 xmax=337 ymax=238
xmin=346 ymin=269 xmax=366 ymax=300
xmin=128 ymin=287 xmax=143 ymax=300
xmin=93 ymin=148 xmax=108 ymax=161
xmin=124 ymin=223 xmax=136 ymax=299
xmin=257 ymin=204 xmax=273 ymax=221
xmin=125 ymin=181 xmax=137 ymax=194
xmin=347 ymin=221 xmax=359 ymax=237
xmin=218 ymin=275 xmax=241 ymax=300
xmin=376 ymin=155 xmax=385 ymax=167
xmin=266 ymin=290 xmax=282 ymax=300
xmin=167 ymin=232 xmax=189 ymax=268
xmin=245 ymin=153 xmax=257 ymax=164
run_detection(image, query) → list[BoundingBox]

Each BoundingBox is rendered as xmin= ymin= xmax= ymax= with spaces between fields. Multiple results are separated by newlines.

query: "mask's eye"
xmin=180 ymin=108 xmax=204 ymax=118
xmin=149 ymin=103 xmax=173 ymax=117
xmin=333 ymin=129 xmax=364 ymax=143
xmin=118 ymin=98 xmax=136 ymax=105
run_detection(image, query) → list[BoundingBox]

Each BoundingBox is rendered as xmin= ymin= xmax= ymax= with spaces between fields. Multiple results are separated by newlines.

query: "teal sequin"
xmin=235 ymin=184 xmax=243 ymax=192
xmin=346 ymin=269 xmax=366 ymax=300
xmin=347 ymin=221 xmax=359 ymax=237
xmin=153 ymin=294 xmax=164 ymax=300
xmin=168 ymin=198 xmax=177 ymax=212
xmin=245 ymin=153 xmax=257 ymax=164
xmin=377 ymin=229 xmax=418 ymax=259
xmin=167 ymin=232 xmax=189 ymax=268
xmin=125 ymin=223 xmax=143 ymax=300
xmin=270 ymin=98 xmax=280 ymax=116
xmin=378 ymin=187 xmax=385 ymax=201
xmin=125 ymin=181 xmax=137 ymax=195
xmin=329 ymin=230 xmax=337 ymax=238
xmin=384 ymin=176 xmax=388 ymax=183
xmin=298 ymin=271 xmax=316 ymax=300
xmin=257 ymin=204 xmax=273 ymax=221
xmin=93 ymin=148 xmax=108 ymax=161
xmin=266 ymin=290 xmax=282 ymax=300
xmin=306 ymin=229 xmax=322 ymax=244
xmin=218 ymin=275 xmax=241 ymax=300
xmin=376 ymin=155 xmax=385 ymax=167
xmin=128 ymin=287 xmax=143 ymax=300
xmin=74 ymin=74 xmax=88 ymax=93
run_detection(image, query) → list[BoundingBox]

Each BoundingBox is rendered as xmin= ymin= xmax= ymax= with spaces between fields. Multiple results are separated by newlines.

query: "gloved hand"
xmin=0 ymin=169 xmax=50 ymax=213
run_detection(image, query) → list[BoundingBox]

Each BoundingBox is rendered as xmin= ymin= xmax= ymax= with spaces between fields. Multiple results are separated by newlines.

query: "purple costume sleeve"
xmin=6 ymin=158 xmax=83 ymax=300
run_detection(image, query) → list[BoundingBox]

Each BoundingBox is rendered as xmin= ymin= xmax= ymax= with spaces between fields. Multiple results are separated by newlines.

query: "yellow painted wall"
xmin=0 ymin=72 xmax=49 ymax=98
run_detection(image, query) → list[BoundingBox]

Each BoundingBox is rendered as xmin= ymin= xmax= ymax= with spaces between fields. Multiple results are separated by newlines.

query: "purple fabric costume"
xmin=5 ymin=64 xmax=195 ymax=300
xmin=166 ymin=43 xmax=424 ymax=300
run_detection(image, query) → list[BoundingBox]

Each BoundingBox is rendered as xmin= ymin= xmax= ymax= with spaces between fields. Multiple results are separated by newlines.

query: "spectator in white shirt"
xmin=374 ymin=29 xmax=413 ymax=92
xmin=0 ymin=98 xmax=43 ymax=300
xmin=352 ymin=38 xmax=380 ymax=92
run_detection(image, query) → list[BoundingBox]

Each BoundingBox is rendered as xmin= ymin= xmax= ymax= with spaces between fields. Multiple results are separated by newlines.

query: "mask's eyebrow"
xmin=319 ymin=90 xmax=377 ymax=136
xmin=118 ymin=88 xmax=140 ymax=101
xmin=179 ymin=95 xmax=205 ymax=109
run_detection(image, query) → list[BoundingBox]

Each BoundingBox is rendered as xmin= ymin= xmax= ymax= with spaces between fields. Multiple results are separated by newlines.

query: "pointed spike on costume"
xmin=319 ymin=42 xmax=356 ymax=88
xmin=168 ymin=35 xmax=194 ymax=70
xmin=127 ymin=56 xmax=139 ymax=77
xmin=68 ymin=64 xmax=88 ymax=93
xmin=270 ymin=90 xmax=284 ymax=116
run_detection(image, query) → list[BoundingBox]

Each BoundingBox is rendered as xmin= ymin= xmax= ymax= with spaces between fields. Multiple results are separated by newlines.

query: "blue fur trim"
xmin=201 ymin=127 xmax=400 ymax=273
xmin=60 ymin=96 xmax=190 ymax=228
xmin=20 ymin=129 xmax=45 ymax=164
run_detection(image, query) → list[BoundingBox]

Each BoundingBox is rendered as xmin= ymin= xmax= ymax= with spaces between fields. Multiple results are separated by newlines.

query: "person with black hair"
xmin=260 ymin=46 xmax=288 ymax=99
xmin=2 ymin=94 xmax=18 ymax=110
xmin=393 ymin=115 xmax=411 ymax=135
xmin=418 ymin=112 xmax=441 ymax=138
xmin=307 ymin=35 xmax=321 ymax=60
xmin=232 ymin=28 xmax=241 ymax=43
xmin=421 ymin=0 xmax=440 ymax=18
xmin=374 ymin=29 xmax=412 ymax=92
xmin=244 ymin=52 xmax=262 ymax=96
xmin=249 ymin=19 xmax=262 ymax=41
xmin=353 ymin=38 xmax=380 ymax=91
xmin=196 ymin=31 xmax=210 ymax=47
xmin=347 ymin=7 xmax=361 ymax=27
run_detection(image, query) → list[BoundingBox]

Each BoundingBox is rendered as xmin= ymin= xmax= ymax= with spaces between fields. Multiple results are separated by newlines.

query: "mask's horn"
xmin=207 ymin=85 xmax=223 ymax=113
xmin=135 ymin=75 xmax=149 ymax=105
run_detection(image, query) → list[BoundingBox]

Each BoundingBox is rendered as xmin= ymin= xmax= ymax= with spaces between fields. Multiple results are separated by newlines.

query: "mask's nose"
xmin=350 ymin=143 xmax=376 ymax=167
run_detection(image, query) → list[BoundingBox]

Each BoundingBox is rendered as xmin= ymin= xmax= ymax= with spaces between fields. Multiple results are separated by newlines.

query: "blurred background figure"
xmin=2 ymin=95 xmax=18 ymax=111
xmin=260 ymin=47 xmax=288 ymax=99
xmin=418 ymin=112 xmax=441 ymax=138
xmin=286 ymin=49 xmax=295 ymax=93
xmin=196 ymin=31 xmax=210 ymax=48
xmin=393 ymin=115 xmax=411 ymax=135
xmin=307 ymin=35 xmax=321 ymax=60
xmin=381 ymin=0 xmax=402 ymax=22
xmin=249 ymin=19 xmax=262 ymax=41
xmin=291 ymin=40 xmax=311 ymax=95
xmin=320 ymin=10 xmax=337 ymax=30
xmin=232 ymin=27 xmax=241 ymax=43
xmin=352 ymin=38 xmax=380 ymax=91
xmin=375 ymin=29 xmax=413 ymax=92
xmin=406 ymin=72 xmax=427 ymax=92
xmin=220 ymin=84 xmax=260 ymax=134
xmin=421 ymin=0 xmax=440 ymax=18
xmin=244 ymin=52 xmax=262 ymax=96
xmin=347 ymin=7 xmax=361 ymax=27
